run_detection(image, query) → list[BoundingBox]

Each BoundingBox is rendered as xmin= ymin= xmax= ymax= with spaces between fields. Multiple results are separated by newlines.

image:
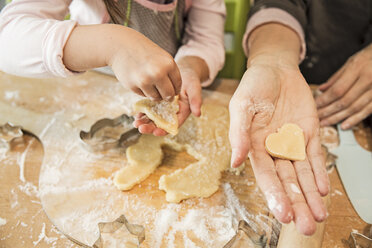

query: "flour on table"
xmin=4 ymin=90 xmax=19 ymax=101
xmin=320 ymin=126 xmax=339 ymax=150
xmin=0 ymin=217 xmax=7 ymax=226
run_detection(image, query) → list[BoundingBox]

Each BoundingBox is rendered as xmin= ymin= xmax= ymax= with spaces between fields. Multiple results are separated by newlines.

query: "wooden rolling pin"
xmin=277 ymin=195 xmax=330 ymax=248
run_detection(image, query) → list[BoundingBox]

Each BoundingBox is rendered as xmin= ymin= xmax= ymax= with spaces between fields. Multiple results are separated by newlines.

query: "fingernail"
xmin=165 ymin=96 xmax=173 ymax=101
xmin=230 ymin=148 xmax=238 ymax=168
xmin=320 ymin=120 xmax=328 ymax=127
xmin=341 ymin=123 xmax=350 ymax=130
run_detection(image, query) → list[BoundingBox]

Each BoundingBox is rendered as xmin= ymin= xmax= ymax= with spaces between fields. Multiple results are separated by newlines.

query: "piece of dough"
xmin=114 ymin=103 xmax=236 ymax=203
xmin=265 ymin=123 xmax=306 ymax=161
xmin=114 ymin=134 xmax=165 ymax=190
xmin=159 ymin=104 xmax=231 ymax=203
xmin=133 ymin=96 xmax=179 ymax=135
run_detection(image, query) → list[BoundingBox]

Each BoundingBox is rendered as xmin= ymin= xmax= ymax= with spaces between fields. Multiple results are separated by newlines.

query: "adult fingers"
xmin=293 ymin=159 xmax=327 ymax=223
xmin=249 ymin=151 xmax=293 ymax=223
xmin=318 ymin=77 xmax=369 ymax=120
xmin=155 ymin=77 xmax=175 ymax=100
xmin=318 ymin=66 xmax=345 ymax=91
xmin=320 ymin=89 xmax=372 ymax=127
xmin=229 ymin=97 xmax=254 ymax=168
xmin=341 ymin=96 xmax=372 ymax=129
xmin=306 ymin=132 xmax=329 ymax=196
xmin=315 ymin=68 xmax=358 ymax=108
xmin=275 ymin=159 xmax=316 ymax=235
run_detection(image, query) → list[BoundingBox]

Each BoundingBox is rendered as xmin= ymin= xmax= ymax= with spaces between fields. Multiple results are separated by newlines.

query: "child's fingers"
xmin=131 ymin=86 xmax=145 ymax=97
xmin=141 ymin=84 xmax=162 ymax=101
xmin=133 ymin=113 xmax=150 ymax=128
xmin=168 ymin=66 xmax=182 ymax=95
xmin=187 ymin=83 xmax=202 ymax=117
xmin=177 ymin=99 xmax=191 ymax=127
xmin=153 ymin=128 xmax=168 ymax=136
xmin=138 ymin=123 xmax=156 ymax=134
xmin=156 ymin=77 xmax=175 ymax=100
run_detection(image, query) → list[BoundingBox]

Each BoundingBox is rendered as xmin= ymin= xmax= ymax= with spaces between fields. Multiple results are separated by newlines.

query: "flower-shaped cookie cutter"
xmin=224 ymin=220 xmax=267 ymax=248
xmin=0 ymin=122 xmax=24 ymax=151
xmin=92 ymin=215 xmax=145 ymax=248
xmin=80 ymin=114 xmax=140 ymax=152
xmin=347 ymin=227 xmax=372 ymax=248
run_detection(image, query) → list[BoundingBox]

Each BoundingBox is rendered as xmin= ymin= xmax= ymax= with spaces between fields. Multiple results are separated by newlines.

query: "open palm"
xmin=229 ymin=64 xmax=329 ymax=235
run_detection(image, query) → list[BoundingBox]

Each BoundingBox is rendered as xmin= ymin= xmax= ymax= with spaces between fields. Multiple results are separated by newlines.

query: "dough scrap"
xmin=114 ymin=103 xmax=234 ymax=203
xmin=114 ymin=134 xmax=165 ymax=190
xmin=265 ymin=123 xmax=306 ymax=161
xmin=133 ymin=96 xmax=179 ymax=135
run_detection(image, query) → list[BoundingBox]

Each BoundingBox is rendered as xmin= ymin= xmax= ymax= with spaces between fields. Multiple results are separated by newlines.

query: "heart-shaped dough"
xmin=265 ymin=123 xmax=306 ymax=161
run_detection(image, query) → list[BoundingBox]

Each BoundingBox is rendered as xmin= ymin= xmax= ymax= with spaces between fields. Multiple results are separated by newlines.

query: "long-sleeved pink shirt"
xmin=0 ymin=0 xmax=225 ymax=86
xmin=242 ymin=8 xmax=306 ymax=63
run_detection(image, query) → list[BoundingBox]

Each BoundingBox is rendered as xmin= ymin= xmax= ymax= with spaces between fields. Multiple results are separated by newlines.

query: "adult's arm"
xmin=229 ymin=2 xmax=329 ymax=235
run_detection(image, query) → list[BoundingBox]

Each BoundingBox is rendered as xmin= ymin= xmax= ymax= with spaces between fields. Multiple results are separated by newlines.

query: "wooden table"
xmin=0 ymin=72 xmax=371 ymax=247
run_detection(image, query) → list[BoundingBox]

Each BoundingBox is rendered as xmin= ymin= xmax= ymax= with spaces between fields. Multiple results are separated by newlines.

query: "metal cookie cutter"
xmin=0 ymin=122 xmax=24 ymax=150
xmin=80 ymin=114 xmax=140 ymax=152
xmin=93 ymin=215 xmax=145 ymax=248
xmin=224 ymin=220 xmax=267 ymax=248
xmin=347 ymin=228 xmax=372 ymax=248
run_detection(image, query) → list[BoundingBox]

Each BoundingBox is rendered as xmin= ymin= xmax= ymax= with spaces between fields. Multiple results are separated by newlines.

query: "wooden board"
xmin=0 ymin=71 xmax=370 ymax=247
xmin=0 ymin=71 xmax=277 ymax=247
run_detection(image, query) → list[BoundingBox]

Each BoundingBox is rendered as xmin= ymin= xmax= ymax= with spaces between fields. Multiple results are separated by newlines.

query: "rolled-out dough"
xmin=265 ymin=123 xmax=306 ymax=161
xmin=114 ymin=103 xmax=236 ymax=203
xmin=133 ymin=96 xmax=179 ymax=135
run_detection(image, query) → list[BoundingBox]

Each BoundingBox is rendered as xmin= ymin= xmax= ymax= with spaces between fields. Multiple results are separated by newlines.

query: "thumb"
xmin=182 ymin=75 xmax=202 ymax=117
xmin=229 ymin=97 xmax=254 ymax=168
xmin=188 ymin=85 xmax=202 ymax=117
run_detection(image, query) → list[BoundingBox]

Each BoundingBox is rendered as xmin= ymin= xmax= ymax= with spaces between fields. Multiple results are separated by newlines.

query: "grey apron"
xmin=112 ymin=0 xmax=186 ymax=56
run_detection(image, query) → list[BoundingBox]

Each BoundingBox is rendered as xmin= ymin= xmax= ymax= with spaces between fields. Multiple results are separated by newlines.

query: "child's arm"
xmin=0 ymin=0 xmax=75 ymax=77
xmin=134 ymin=0 xmax=226 ymax=136
xmin=175 ymin=0 xmax=226 ymax=87
xmin=0 ymin=0 xmax=181 ymax=101
xmin=63 ymin=24 xmax=181 ymax=100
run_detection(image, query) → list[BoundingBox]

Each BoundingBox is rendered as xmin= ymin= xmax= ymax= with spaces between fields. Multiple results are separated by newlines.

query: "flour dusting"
xmin=290 ymin=183 xmax=301 ymax=194
xmin=0 ymin=217 xmax=7 ymax=226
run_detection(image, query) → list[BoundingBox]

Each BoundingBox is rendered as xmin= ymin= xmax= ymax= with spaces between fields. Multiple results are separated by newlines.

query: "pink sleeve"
xmin=174 ymin=0 xmax=226 ymax=87
xmin=242 ymin=8 xmax=306 ymax=63
xmin=0 ymin=0 xmax=79 ymax=78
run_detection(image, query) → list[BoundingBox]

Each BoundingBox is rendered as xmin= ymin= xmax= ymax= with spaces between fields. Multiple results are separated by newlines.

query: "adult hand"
xmin=316 ymin=44 xmax=372 ymax=129
xmin=229 ymin=61 xmax=329 ymax=235
xmin=134 ymin=58 xmax=202 ymax=136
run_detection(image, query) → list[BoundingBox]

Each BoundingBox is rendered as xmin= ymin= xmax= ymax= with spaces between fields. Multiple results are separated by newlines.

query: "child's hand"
xmin=134 ymin=56 xmax=206 ymax=136
xmin=63 ymin=25 xmax=182 ymax=100
xmin=109 ymin=27 xmax=182 ymax=101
